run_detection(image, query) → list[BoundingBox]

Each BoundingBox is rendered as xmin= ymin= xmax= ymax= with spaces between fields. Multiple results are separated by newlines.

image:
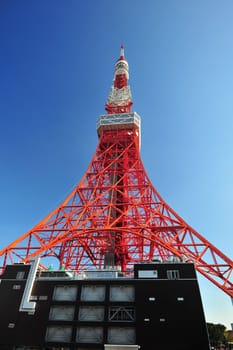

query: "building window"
xmin=16 ymin=271 xmax=25 ymax=279
xmin=76 ymin=349 xmax=101 ymax=350
xmin=109 ymin=285 xmax=134 ymax=301
xmin=107 ymin=327 xmax=136 ymax=344
xmin=8 ymin=323 xmax=15 ymax=328
xmin=45 ymin=326 xmax=72 ymax=342
xmin=12 ymin=284 xmax=21 ymax=290
xmin=49 ymin=305 xmax=75 ymax=321
xmin=76 ymin=327 xmax=103 ymax=343
xmin=53 ymin=285 xmax=78 ymax=301
xmin=13 ymin=347 xmax=41 ymax=350
xmin=44 ymin=348 xmax=70 ymax=350
xmin=108 ymin=307 xmax=135 ymax=322
xmin=167 ymin=270 xmax=180 ymax=279
xmin=177 ymin=297 xmax=184 ymax=301
xmin=80 ymin=285 xmax=105 ymax=301
xmin=138 ymin=270 xmax=158 ymax=278
xmin=78 ymin=306 xmax=105 ymax=321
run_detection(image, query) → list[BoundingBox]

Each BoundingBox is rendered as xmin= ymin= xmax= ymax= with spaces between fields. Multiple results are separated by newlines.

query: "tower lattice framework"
xmin=0 ymin=46 xmax=233 ymax=298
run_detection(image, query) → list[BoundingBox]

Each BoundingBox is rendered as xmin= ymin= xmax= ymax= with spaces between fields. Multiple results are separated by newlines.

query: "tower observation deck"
xmin=0 ymin=46 xmax=233 ymax=299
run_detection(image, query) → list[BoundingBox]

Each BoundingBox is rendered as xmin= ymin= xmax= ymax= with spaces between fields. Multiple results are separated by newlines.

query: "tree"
xmin=207 ymin=323 xmax=227 ymax=349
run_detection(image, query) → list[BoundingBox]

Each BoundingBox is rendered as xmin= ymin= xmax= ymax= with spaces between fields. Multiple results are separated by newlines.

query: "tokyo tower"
xmin=0 ymin=46 xmax=233 ymax=299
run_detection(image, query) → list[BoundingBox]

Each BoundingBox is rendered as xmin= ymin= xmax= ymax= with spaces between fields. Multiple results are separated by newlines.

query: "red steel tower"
xmin=0 ymin=46 xmax=233 ymax=298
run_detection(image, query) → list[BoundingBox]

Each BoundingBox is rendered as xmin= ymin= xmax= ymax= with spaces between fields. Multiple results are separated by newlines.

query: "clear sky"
xmin=0 ymin=0 xmax=233 ymax=329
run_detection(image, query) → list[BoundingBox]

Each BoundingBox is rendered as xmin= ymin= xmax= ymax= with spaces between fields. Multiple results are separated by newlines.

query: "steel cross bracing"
xmin=0 ymin=127 xmax=233 ymax=297
xmin=0 ymin=46 xmax=233 ymax=299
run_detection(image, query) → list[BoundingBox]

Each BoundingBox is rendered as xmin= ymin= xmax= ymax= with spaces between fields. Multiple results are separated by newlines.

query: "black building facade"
xmin=0 ymin=260 xmax=210 ymax=350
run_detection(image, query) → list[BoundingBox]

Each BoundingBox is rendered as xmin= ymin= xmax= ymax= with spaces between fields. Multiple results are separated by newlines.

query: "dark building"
xmin=0 ymin=259 xmax=210 ymax=350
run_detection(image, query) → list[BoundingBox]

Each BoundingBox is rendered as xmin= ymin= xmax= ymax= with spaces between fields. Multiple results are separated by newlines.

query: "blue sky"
xmin=0 ymin=0 xmax=233 ymax=328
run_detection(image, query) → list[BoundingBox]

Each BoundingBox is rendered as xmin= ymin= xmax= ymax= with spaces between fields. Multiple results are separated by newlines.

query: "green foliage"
xmin=207 ymin=322 xmax=227 ymax=348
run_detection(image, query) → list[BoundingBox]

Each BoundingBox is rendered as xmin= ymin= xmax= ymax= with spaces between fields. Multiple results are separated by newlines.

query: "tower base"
xmin=0 ymin=260 xmax=210 ymax=350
